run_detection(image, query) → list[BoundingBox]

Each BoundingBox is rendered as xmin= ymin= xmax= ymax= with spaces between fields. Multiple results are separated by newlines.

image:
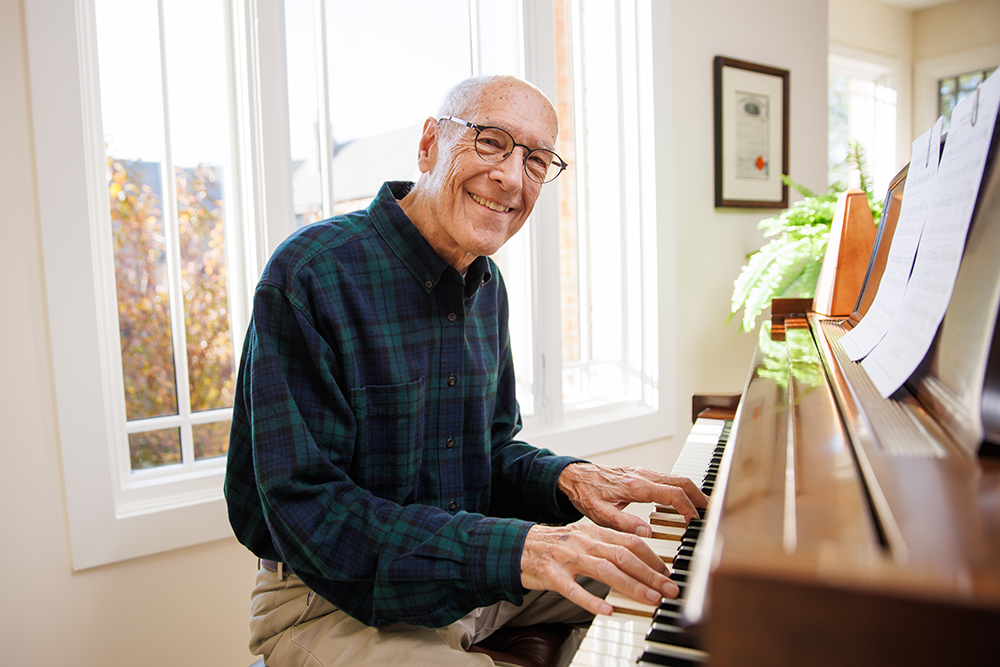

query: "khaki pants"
xmin=248 ymin=567 xmax=608 ymax=667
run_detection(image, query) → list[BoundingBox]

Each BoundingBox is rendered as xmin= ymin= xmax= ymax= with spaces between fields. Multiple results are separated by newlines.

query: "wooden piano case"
xmin=684 ymin=114 xmax=1000 ymax=665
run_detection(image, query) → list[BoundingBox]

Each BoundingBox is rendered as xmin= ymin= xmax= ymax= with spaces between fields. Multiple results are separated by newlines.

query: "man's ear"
xmin=416 ymin=117 xmax=439 ymax=174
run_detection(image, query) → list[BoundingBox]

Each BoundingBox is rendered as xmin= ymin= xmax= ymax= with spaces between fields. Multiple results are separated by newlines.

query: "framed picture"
xmin=714 ymin=56 xmax=789 ymax=208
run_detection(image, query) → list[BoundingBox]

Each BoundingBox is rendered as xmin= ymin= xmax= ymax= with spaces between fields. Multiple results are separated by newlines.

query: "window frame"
xmin=27 ymin=0 xmax=668 ymax=569
xmin=25 ymin=0 xmax=294 ymax=569
xmin=827 ymin=44 xmax=902 ymax=197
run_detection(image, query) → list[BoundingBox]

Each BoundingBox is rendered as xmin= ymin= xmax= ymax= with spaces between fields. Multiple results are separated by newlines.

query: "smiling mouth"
xmin=470 ymin=192 xmax=511 ymax=213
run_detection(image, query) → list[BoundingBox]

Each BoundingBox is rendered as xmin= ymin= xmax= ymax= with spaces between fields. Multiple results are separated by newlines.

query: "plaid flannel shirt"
xmin=225 ymin=181 xmax=582 ymax=628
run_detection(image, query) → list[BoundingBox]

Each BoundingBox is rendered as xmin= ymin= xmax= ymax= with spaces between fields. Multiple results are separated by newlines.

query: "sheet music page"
xmin=862 ymin=71 xmax=1000 ymax=398
xmin=840 ymin=118 xmax=943 ymax=361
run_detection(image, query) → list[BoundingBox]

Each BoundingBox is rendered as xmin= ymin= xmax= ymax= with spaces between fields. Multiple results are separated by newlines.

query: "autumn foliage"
xmin=107 ymin=156 xmax=234 ymax=469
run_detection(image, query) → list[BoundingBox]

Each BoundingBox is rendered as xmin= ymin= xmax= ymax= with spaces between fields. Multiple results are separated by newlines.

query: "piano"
xmin=571 ymin=89 xmax=1000 ymax=666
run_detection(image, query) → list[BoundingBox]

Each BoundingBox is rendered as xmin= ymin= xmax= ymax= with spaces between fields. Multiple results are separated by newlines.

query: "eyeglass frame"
xmin=437 ymin=116 xmax=568 ymax=184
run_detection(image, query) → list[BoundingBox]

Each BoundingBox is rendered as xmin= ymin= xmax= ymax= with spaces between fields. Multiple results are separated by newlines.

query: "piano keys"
xmin=569 ymin=417 xmax=731 ymax=667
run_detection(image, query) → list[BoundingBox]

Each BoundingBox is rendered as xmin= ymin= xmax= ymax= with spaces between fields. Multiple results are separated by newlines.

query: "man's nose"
xmin=490 ymin=149 xmax=526 ymax=190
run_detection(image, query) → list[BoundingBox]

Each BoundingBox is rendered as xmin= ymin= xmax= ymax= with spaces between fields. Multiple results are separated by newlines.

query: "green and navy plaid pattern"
xmin=225 ymin=181 xmax=582 ymax=628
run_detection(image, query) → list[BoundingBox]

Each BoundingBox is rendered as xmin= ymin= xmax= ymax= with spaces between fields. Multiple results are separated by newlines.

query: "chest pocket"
xmin=349 ymin=377 xmax=426 ymax=504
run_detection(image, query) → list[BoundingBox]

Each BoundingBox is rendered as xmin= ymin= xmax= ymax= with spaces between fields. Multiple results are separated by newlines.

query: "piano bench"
xmin=245 ymin=623 xmax=573 ymax=667
xmin=468 ymin=623 xmax=573 ymax=667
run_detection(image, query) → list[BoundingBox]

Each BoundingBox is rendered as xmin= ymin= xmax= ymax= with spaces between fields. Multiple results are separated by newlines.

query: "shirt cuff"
xmin=529 ymin=454 xmax=587 ymax=522
xmin=467 ymin=516 xmax=532 ymax=606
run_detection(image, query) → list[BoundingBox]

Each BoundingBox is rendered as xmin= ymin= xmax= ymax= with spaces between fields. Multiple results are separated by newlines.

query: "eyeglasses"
xmin=438 ymin=116 xmax=568 ymax=184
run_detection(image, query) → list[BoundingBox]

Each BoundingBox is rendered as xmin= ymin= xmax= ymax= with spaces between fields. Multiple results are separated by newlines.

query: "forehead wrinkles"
xmin=477 ymin=88 xmax=559 ymax=150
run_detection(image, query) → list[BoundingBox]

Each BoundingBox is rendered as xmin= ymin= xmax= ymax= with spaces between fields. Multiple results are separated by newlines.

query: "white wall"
xmin=1 ymin=0 xmax=824 ymax=665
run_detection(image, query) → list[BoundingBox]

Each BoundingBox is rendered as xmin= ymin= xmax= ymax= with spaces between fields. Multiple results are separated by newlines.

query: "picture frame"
xmin=713 ymin=56 xmax=789 ymax=208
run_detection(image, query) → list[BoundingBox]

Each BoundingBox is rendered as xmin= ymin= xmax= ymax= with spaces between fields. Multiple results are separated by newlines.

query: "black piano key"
xmin=659 ymin=597 xmax=683 ymax=610
xmin=655 ymin=609 xmax=684 ymax=624
xmin=670 ymin=572 xmax=688 ymax=583
xmin=673 ymin=556 xmax=691 ymax=571
xmin=638 ymin=651 xmax=704 ymax=666
xmin=647 ymin=626 xmax=702 ymax=651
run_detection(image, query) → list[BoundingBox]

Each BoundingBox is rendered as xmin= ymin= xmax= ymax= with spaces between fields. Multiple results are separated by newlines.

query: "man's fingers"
xmin=558 ymin=463 xmax=708 ymax=527
xmin=520 ymin=524 xmax=677 ymax=611
xmin=557 ymin=574 xmax=614 ymax=616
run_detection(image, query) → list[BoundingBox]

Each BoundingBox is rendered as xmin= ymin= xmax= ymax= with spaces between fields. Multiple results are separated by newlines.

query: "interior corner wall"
xmin=652 ymin=0 xmax=830 ymax=443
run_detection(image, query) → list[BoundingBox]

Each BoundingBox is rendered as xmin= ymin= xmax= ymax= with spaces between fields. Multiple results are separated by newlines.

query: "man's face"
xmin=415 ymin=82 xmax=559 ymax=268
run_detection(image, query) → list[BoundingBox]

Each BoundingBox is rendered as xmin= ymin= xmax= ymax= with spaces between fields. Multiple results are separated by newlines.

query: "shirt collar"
xmin=370 ymin=181 xmax=493 ymax=295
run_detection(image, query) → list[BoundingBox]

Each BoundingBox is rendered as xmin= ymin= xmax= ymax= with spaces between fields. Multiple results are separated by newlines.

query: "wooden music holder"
xmin=812 ymin=188 xmax=877 ymax=317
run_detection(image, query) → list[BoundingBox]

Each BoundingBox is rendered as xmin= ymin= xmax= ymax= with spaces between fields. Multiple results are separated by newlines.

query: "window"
xmin=96 ymin=0 xmax=238 ymax=477
xmin=914 ymin=45 xmax=1000 ymax=142
xmin=939 ymin=67 xmax=998 ymax=133
xmin=286 ymin=0 xmax=664 ymax=455
xmin=26 ymin=0 xmax=283 ymax=568
xmin=28 ymin=0 xmax=662 ymax=568
xmin=828 ymin=50 xmax=898 ymax=197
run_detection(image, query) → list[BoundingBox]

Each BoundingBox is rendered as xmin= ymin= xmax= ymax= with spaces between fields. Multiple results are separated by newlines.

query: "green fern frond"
xmin=780 ymin=174 xmax=817 ymax=199
xmin=730 ymin=237 xmax=791 ymax=317
xmin=738 ymin=237 xmax=823 ymax=332
xmin=849 ymin=140 xmax=872 ymax=196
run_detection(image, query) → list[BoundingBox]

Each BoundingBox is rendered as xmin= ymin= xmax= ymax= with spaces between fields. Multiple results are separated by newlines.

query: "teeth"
xmin=471 ymin=193 xmax=510 ymax=212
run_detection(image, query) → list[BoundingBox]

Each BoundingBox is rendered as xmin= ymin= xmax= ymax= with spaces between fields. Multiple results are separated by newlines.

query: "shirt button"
xmin=424 ymin=280 xmax=433 ymax=289
xmin=448 ymin=501 xmax=457 ymax=511
xmin=446 ymin=437 xmax=455 ymax=449
xmin=447 ymin=312 xmax=458 ymax=323
xmin=447 ymin=375 xmax=457 ymax=387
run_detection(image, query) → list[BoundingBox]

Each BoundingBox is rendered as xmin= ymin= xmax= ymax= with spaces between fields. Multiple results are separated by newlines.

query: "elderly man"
xmin=225 ymin=74 xmax=707 ymax=667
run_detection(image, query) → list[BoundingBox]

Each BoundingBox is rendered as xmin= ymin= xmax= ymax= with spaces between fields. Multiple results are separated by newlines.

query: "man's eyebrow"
xmin=486 ymin=121 xmax=556 ymax=152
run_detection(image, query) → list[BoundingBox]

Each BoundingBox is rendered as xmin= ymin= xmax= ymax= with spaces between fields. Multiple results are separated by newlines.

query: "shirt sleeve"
xmin=231 ymin=282 xmax=532 ymax=628
xmin=486 ymin=325 xmax=585 ymax=523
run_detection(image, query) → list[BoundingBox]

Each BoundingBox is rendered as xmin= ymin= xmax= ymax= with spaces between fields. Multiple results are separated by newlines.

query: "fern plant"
xmin=728 ymin=142 xmax=883 ymax=333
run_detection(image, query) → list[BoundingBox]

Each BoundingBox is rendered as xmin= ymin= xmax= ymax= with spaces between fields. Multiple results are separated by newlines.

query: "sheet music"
xmin=863 ymin=71 xmax=1000 ymax=398
xmin=840 ymin=118 xmax=943 ymax=361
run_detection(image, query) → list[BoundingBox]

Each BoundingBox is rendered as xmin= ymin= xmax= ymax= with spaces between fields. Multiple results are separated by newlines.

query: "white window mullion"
xmin=223 ymin=0 xmax=250 ymax=351
xmin=569 ymin=0 xmax=592 ymax=378
xmin=522 ymin=0 xmax=563 ymax=428
xmin=613 ymin=0 xmax=632 ymax=396
xmin=314 ymin=0 xmax=335 ymax=218
xmin=469 ymin=0 xmax=481 ymax=76
xmin=154 ymin=0 xmax=195 ymax=470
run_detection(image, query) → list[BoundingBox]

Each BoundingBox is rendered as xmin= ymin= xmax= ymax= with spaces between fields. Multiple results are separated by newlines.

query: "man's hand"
xmin=557 ymin=463 xmax=709 ymax=537
xmin=520 ymin=522 xmax=679 ymax=616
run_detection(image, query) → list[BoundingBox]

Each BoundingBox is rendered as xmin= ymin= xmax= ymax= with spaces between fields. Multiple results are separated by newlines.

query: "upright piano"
xmin=571 ymin=90 xmax=1000 ymax=666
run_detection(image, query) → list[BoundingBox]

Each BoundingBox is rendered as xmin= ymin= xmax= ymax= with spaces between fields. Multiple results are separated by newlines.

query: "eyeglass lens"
xmin=474 ymin=127 xmax=562 ymax=184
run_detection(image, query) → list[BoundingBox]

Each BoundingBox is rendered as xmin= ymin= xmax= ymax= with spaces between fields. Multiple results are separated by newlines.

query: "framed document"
xmin=714 ymin=56 xmax=789 ymax=208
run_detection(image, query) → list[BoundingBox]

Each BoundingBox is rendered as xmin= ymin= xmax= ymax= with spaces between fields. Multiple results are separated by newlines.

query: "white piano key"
xmin=569 ymin=416 xmax=732 ymax=667
xmin=649 ymin=524 xmax=686 ymax=540
xmin=604 ymin=590 xmax=660 ymax=617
